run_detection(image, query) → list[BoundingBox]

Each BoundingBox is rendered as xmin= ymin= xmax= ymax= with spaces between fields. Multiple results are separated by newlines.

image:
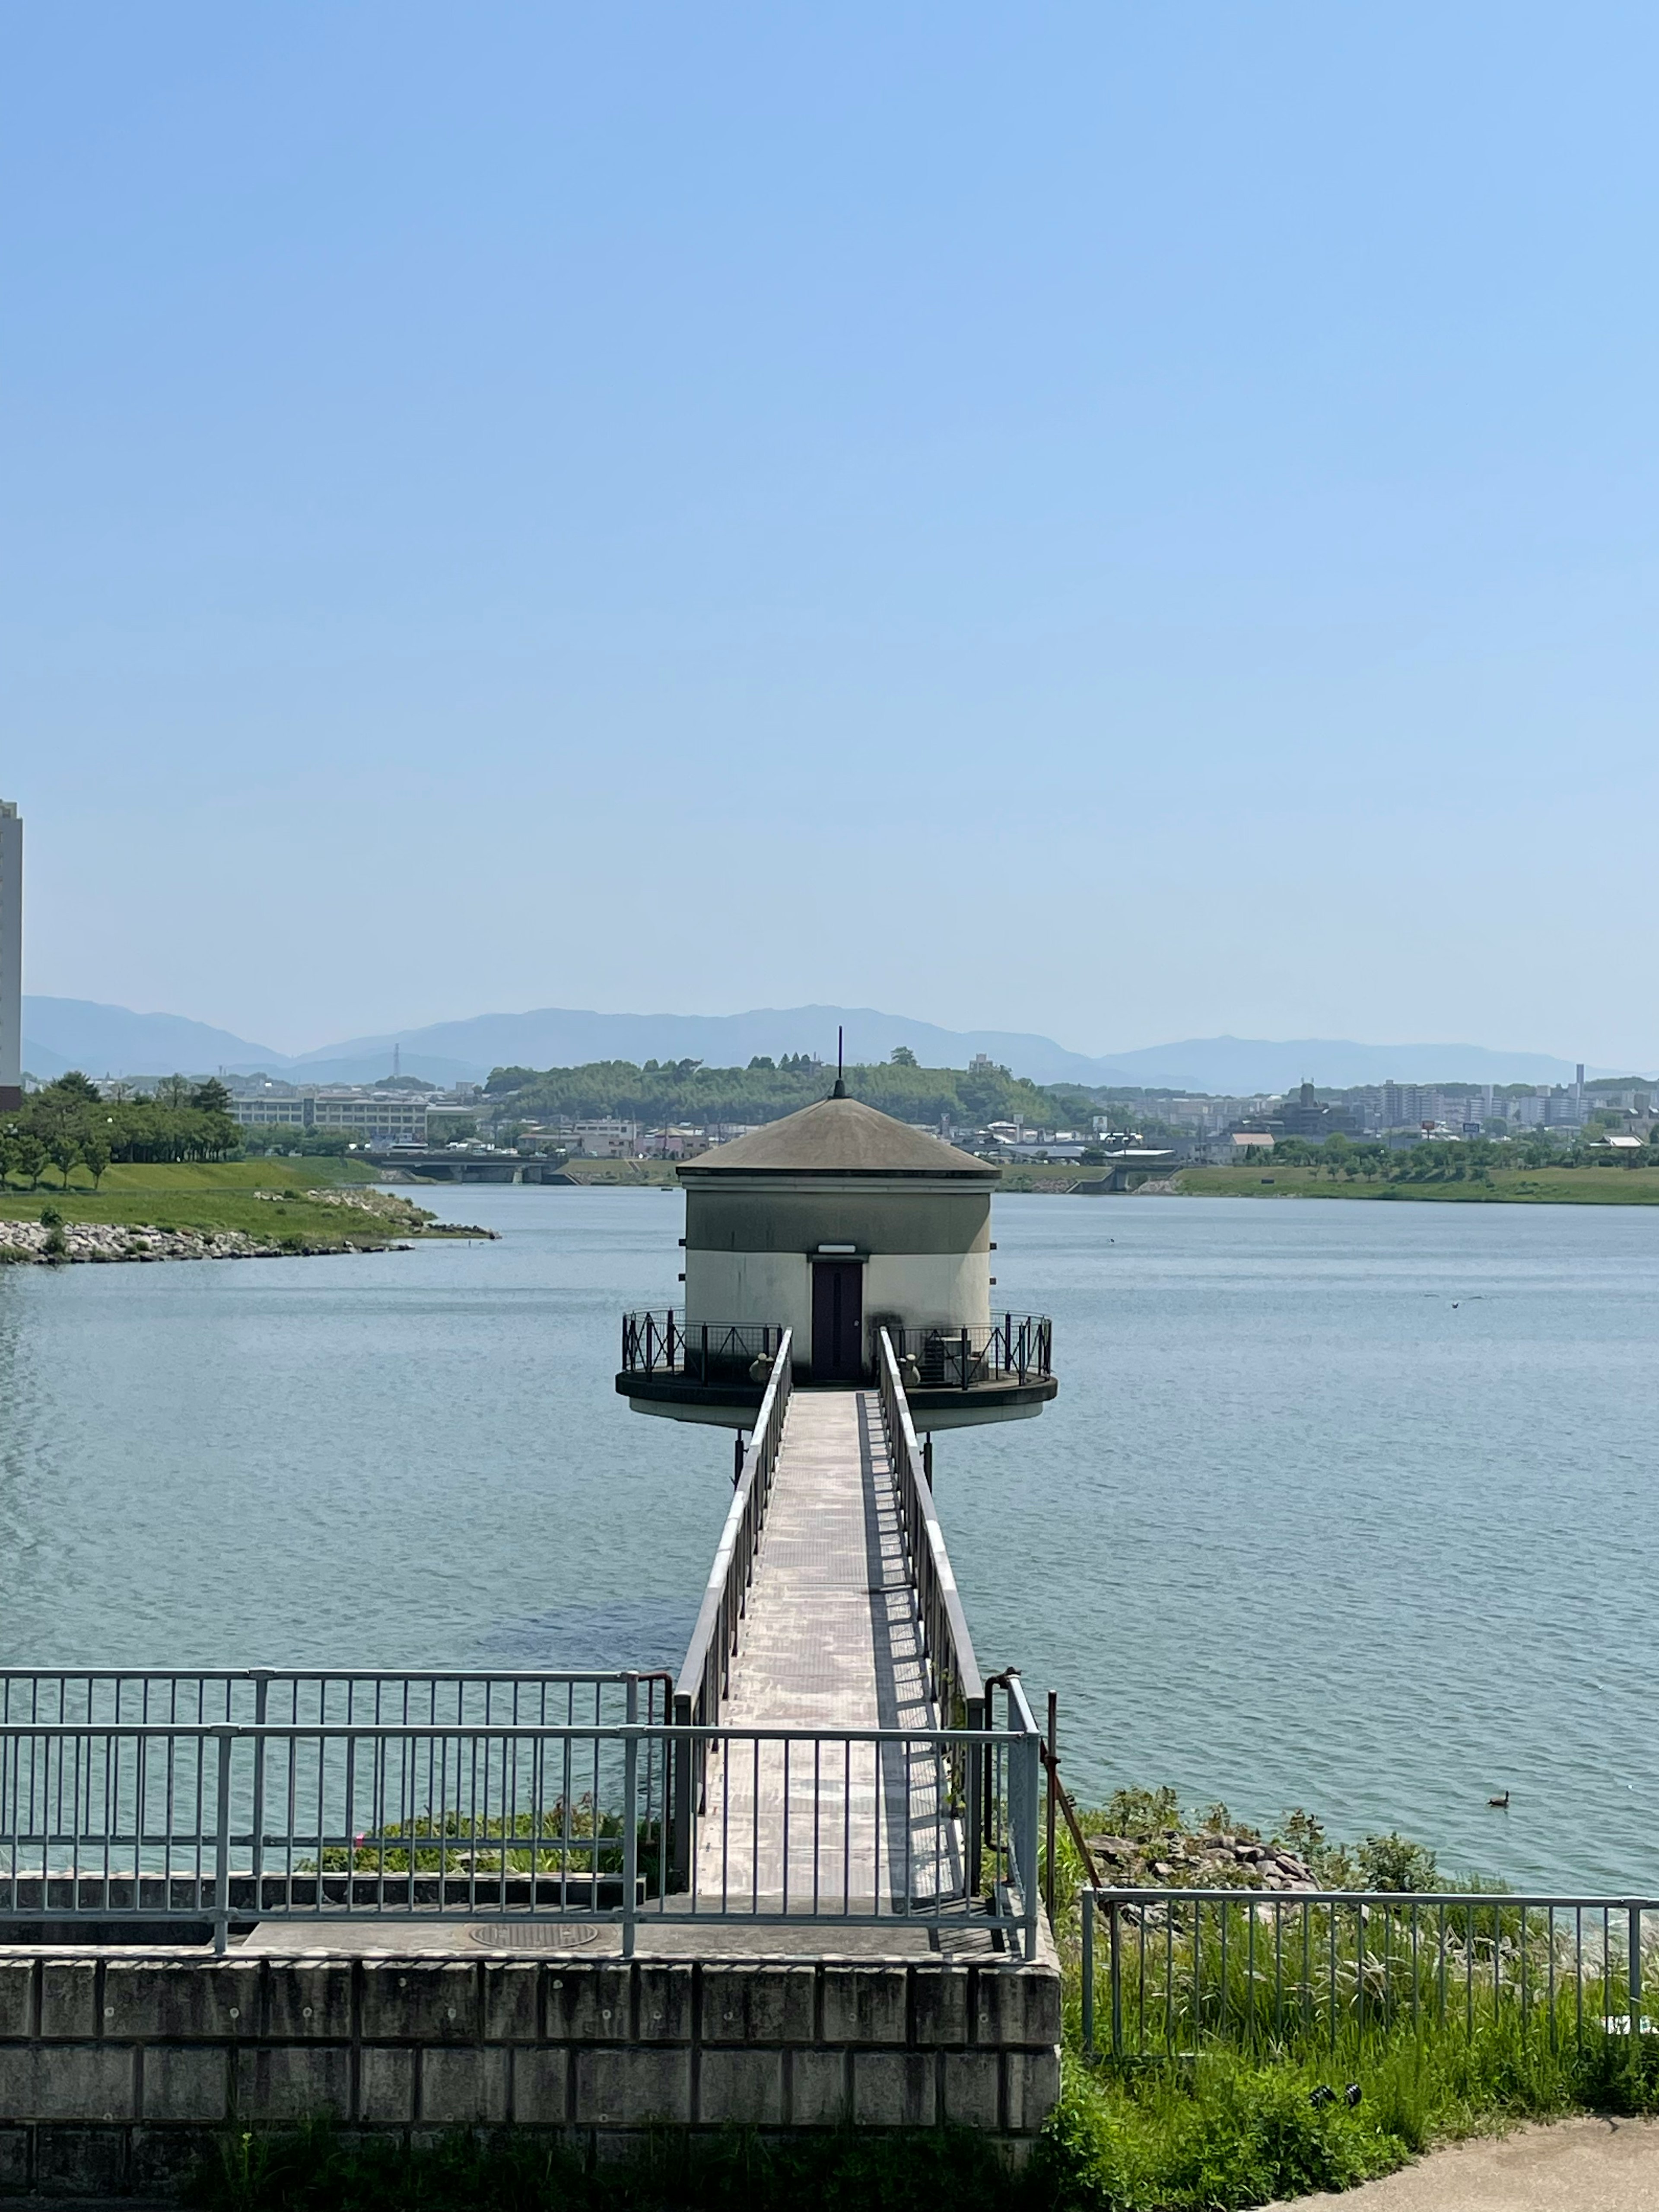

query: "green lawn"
xmin=0 ymin=1159 xmax=456 ymax=1248
xmin=1174 ymin=1165 xmax=1659 ymax=1205
xmin=554 ymin=1157 xmax=678 ymax=1187
xmin=50 ymin=1155 xmax=380 ymax=1195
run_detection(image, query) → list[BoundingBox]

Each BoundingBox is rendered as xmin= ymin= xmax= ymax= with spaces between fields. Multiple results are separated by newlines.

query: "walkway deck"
xmin=693 ymin=1390 xmax=963 ymax=1913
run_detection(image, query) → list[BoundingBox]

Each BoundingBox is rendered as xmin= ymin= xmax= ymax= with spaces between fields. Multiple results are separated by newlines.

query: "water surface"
xmin=0 ymin=1188 xmax=1652 ymax=1889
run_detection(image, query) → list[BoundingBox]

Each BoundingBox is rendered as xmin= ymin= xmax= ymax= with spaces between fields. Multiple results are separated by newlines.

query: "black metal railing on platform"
xmin=878 ymin=1315 xmax=1053 ymax=1389
xmin=620 ymin=1311 xmax=785 ymax=1384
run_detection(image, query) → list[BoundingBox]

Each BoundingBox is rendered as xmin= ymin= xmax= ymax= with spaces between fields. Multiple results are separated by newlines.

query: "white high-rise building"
xmin=0 ymin=801 xmax=19 ymax=1109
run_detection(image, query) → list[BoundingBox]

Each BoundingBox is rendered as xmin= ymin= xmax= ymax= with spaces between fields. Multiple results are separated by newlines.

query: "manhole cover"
xmin=466 ymin=1922 xmax=602 ymax=1951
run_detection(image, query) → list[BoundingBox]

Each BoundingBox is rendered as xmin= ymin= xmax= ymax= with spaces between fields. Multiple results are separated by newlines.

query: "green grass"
xmin=1047 ymin=2013 xmax=1659 ymax=2210
xmin=1029 ymin=1792 xmax=1659 ymax=2204
xmin=1174 ymin=1165 xmax=1659 ymax=1205
xmin=0 ymin=1191 xmax=365 ymax=1243
xmin=998 ymin=1163 xmax=1096 ymax=1192
xmin=553 ymin=1158 xmax=679 ymax=1187
xmin=0 ymin=1160 xmax=464 ymax=1249
xmin=36 ymin=1156 xmax=380 ymax=1195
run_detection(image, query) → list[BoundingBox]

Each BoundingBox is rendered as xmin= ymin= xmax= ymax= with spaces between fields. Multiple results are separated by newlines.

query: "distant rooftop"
xmin=678 ymin=1094 xmax=998 ymax=1179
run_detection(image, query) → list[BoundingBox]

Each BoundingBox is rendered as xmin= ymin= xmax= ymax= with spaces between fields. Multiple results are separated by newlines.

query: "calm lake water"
xmin=0 ymin=1188 xmax=1653 ymax=1890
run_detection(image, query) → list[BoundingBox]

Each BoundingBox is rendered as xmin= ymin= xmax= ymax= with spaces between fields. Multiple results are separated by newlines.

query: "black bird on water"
xmin=1489 ymin=1790 xmax=1510 ymax=1808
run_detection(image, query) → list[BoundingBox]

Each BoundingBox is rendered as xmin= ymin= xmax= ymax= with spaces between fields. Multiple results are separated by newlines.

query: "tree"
xmin=13 ymin=1132 xmax=46 ymax=1189
xmin=79 ymin=1129 xmax=112 ymax=1190
xmin=29 ymin=1093 xmax=86 ymax=1187
xmin=45 ymin=1122 xmax=82 ymax=1189
xmin=48 ymin=1070 xmax=101 ymax=1102
xmin=191 ymin=1078 xmax=232 ymax=1115
xmin=156 ymin=1074 xmax=193 ymax=1109
xmin=889 ymin=1046 xmax=918 ymax=1067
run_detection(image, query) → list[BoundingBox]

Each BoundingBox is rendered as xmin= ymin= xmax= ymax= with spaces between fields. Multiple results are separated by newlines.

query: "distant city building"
xmin=1278 ymin=1081 xmax=1358 ymax=1139
xmin=0 ymin=801 xmax=19 ymax=1110
xmin=574 ymin=1117 xmax=637 ymax=1158
xmin=223 ymin=1089 xmax=429 ymax=1143
xmin=225 ymin=1096 xmax=316 ymax=1129
xmin=310 ymin=1092 xmax=428 ymax=1143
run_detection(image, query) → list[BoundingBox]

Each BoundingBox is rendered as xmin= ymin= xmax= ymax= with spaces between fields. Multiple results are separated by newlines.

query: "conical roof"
xmin=678 ymin=1095 xmax=998 ymax=1180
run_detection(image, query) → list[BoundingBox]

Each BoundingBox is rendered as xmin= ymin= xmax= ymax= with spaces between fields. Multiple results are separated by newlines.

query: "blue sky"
xmin=4 ymin=3 xmax=1656 ymax=1063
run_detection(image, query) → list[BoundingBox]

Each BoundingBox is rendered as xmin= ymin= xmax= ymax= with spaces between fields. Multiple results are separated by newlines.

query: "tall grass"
xmin=1037 ymin=1789 xmax=1659 ymax=2204
xmin=1048 ymin=2008 xmax=1659 ymax=2210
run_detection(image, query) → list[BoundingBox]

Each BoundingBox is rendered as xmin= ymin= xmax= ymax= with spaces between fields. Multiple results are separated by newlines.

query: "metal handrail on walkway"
xmin=874 ymin=1328 xmax=986 ymax=1729
xmin=667 ymin=1332 xmax=793 ymax=1888
xmin=1080 ymin=1884 xmax=1659 ymax=2060
xmin=0 ymin=1713 xmax=1039 ymax=1958
xmin=0 ymin=1670 xmax=672 ymax=1730
xmin=875 ymin=1328 xmax=1042 ymax=1954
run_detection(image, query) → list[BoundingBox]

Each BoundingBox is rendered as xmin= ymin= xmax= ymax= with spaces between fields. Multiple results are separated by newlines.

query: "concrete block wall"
xmin=0 ymin=1949 xmax=1061 ymax=2196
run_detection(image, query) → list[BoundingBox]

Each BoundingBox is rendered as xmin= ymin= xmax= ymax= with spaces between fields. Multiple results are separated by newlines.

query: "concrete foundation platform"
xmin=0 ymin=1931 xmax=1061 ymax=2196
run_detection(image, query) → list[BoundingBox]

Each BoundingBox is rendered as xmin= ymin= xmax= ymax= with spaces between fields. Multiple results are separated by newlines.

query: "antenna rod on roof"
xmin=832 ymin=1026 xmax=847 ymax=1100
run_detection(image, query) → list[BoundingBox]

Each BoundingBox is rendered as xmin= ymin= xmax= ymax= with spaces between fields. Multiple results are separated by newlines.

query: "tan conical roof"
xmin=678 ymin=1095 xmax=998 ymax=1180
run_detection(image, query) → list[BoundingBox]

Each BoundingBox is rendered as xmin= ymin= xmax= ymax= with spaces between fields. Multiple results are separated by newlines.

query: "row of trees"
xmin=483 ymin=1052 xmax=1081 ymax=1131
xmin=1264 ymin=1130 xmax=1659 ymax=1183
xmin=0 ymin=1073 xmax=241 ymax=1189
xmin=237 ymin=1125 xmax=359 ymax=1157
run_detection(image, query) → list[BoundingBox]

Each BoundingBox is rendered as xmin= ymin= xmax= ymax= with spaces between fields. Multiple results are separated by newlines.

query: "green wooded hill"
xmin=486 ymin=1056 xmax=1097 ymax=1129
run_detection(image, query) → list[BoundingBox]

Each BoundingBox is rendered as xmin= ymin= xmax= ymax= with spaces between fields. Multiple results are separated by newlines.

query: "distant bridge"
xmin=382 ymin=1152 xmax=573 ymax=1185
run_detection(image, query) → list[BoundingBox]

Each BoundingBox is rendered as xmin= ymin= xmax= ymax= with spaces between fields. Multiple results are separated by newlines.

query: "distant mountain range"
xmin=19 ymin=995 xmax=1633 ymax=1093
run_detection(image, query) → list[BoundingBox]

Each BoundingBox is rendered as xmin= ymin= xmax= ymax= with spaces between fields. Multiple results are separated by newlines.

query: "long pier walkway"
xmin=693 ymin=1389 xmax=961 ymax=1911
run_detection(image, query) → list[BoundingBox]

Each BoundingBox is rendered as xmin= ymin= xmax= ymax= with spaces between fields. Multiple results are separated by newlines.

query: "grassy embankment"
xmin=1032 ymin=1796 xmax=1659 ymax=2207
xmin=551 ymin=1158 xmax=679 ymax=1189
xmin=0 ymin=1158 xmax=476 ymax=1249
xmin=474 ymin=1159 xmax=1659 ymax=1205
xmin=1174 ymin=1164 xmax=1659 ymax=1204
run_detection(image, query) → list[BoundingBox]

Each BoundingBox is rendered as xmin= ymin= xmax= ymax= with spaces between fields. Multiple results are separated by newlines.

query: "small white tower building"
xmin=618 ymin=1088 xmax=1055 ymax=1432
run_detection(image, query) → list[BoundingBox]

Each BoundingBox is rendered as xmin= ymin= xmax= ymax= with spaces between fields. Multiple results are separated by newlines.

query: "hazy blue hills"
xmin=19 ymin=996 xmax=1618 ymax=1092
xmin=20 ymin=998 xmax=287 ymax=1082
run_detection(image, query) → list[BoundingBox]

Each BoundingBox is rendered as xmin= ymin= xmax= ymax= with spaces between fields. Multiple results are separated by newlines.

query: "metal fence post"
xmin=668 ymin=1691 xmax=694 ymax=1892
xmin=1631 ymin=1903 xmax=1644 ymax=2067
xmin=1044 ymin=1691 xmax=1057 ymax=1921
xmin=1109 ymin=1900 xmax=1123 ymax=2056
xmin=965 ymin=1695 xmax=985 ymax=1897
xmin=1082 ymin=1887 xmax=1096 ymax=2056
xmin=1019 ymin=1728 xmax=1041 ymax=1959
xmin=212 ymin=1726 xmax=233 ymax=1956
xmin=621 ymin=1720 xmax=639 ymax=1961
xmin=250 ymin=1669 xmax=270 ymax=1910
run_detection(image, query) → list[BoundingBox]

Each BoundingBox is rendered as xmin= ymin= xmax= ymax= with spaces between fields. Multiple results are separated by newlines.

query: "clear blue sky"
xmin=4 ymin=3 xmax=1656 ymax=1063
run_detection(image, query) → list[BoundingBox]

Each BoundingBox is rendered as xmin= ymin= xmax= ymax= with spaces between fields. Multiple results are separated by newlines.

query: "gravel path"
xmin=1271 ymin=2117 xmax=1659 ymax=2209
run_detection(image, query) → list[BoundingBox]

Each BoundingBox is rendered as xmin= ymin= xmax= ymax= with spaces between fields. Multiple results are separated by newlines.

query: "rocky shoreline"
xmin=0 ymin=1186 xmax=500 ymax=1265
xmin=1085 ymin=1826 xmax=1318 ymax=1892
xmin=0 ymin=1219 xmax=413 ymax=1264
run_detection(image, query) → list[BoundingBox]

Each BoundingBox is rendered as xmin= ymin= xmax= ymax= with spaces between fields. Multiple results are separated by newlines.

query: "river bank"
xmin=1169 ymin=1164 xmax=1659 ymax=1204
xmin=0 ymin=1168 xmax=496 ymax=1260
xmin=979 ymin=1162 xmax=1659 ymax=1203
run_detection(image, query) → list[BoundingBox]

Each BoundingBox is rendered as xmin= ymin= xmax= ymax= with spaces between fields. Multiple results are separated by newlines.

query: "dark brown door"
xmin=811 ymin=1262 xmax=864 ymax=1382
